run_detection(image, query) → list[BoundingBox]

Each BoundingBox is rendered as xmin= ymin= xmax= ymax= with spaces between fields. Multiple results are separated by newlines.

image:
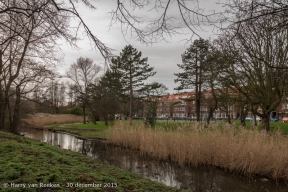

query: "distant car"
xmin=245 ymin=117 xmax=253 ymax=121
xmin=270 ymin=117 xmax=278 ymax=122
xmin=256 ymin=116 xmax=262 ymax=121
xmin=190 ymin=116 xmax=197 ymax=120
xmin=282 ymin=117 xmax=288 ymax=122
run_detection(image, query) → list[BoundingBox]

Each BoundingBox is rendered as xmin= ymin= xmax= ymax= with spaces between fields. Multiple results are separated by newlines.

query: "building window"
xmin=200 ymin=107 xmax=207 ymax=111
xmin=282 ymin=104 xmax=288 ymax=109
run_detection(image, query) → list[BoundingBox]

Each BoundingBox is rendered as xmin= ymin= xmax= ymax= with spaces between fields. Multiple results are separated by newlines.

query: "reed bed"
xmin=23 ymin=113 xmax=83 ymax=128
xmin=108 ymin=121 xmax=288 ymax=180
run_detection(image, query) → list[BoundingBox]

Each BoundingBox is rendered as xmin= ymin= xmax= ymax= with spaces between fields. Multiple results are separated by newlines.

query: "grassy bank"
xmin=108 ymin=121 xmax=288 ymax=180
xmin=0 ymin=131 xmax=187 ymax=192
xmin=24 ymin=114 xmax=110 ymax=139
xmin=46 ymin=122 xmax=110 ymax=140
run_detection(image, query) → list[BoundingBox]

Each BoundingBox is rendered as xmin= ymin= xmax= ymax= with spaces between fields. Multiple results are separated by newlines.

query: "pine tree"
xmin=99 ymin=67 xmax=129 ymax=118
xmin=111 ymin=45 xmax=156 ymax=125
xmin=174 ymin=39 xmax=209 ymax=122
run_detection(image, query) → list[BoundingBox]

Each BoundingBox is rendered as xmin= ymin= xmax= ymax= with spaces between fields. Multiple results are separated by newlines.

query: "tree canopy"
xmin=215 ymin=11 xmax=288 ymax=131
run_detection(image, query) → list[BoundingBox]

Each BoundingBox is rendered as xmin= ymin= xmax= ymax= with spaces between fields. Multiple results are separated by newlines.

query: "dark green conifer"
xmin=174 ymin=39 xmax=209 ymax=122
xmin=112 ymin=45 xmax=156 ymax=125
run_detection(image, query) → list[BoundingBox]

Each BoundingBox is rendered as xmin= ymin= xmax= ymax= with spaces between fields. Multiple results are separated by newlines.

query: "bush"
xmin=144 ymin=101 xmax=157 ymax=127
xmin=61 ymin=106 xmax=83 ymax=116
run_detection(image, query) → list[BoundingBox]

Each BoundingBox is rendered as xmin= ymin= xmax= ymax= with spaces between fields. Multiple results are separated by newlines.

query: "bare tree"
xmin=9 ymin=60 xmax=54 ymax=133
xmin=66 ymin=57 xmax=101 ymax=124
xmin=223 ymin=0 xmax=288 ymax=30
xmin=110 ymin=0 xmax=222 ymax=43
xmin=45 ymin=80 xmax=66 ymax=114
xmin=66 ymin=83 xmax=78 ymax=107
xmin=0 ymin=0 xmax=113 ymax=60
xmin=110 ymin=0 xmax=286 ymax=43
xmin=216 ymin=12 xmax=288 ymax=131
xmin=0 ymin=0 xmax=113 ymax=132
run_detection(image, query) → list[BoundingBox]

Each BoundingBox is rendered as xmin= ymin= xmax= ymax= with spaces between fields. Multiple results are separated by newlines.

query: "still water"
xmin=21 ymin=128 xmax=288 ymax=192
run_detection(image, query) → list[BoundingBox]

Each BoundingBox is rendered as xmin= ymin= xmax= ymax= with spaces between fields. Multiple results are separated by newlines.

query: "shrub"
xmin=61 ymin=106 xmax=83 ymax=116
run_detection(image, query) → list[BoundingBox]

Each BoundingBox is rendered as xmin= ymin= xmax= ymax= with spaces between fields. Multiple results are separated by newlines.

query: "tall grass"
xmin=108 ymin=121 xmax=288 ymax=180
xmin=23 ymin=113 xmax=83 ymax=128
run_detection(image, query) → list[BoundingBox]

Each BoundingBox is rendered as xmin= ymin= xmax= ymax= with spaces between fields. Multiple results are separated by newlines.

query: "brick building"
xmin=156 ymin=91 xmax=238 ymax=120
xmin=156 ymin=91 xmax=288 ymax=120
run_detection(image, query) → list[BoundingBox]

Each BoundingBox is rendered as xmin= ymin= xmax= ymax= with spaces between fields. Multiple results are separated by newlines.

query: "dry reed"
xmin=23 ymin=113 xmax=83 ymax=128
xmin=108 ymin=121 xmax=288 ymax=180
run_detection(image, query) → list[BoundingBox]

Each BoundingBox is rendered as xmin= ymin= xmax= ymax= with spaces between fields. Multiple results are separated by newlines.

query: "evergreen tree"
xmin=98 ymin=68 xmax=129 ymax=121
xmin=111 ymin=45 xmax=156 ymax=125
xmin=100 ymin=67 xmax=127 ymax=102
xmin=174 ymin=39 xmax=209 ymax=122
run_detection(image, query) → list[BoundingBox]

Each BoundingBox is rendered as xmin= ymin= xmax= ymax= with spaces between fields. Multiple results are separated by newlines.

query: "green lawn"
xmin=235 ymin=121 xmax=288 ymax=134
xmin=0 ymin=131 xmax=187 ymax=192
xmin=45 ymin=122 xmax=111 ymax=139
xmin=155 ymin=119 xmax=288 ymax=134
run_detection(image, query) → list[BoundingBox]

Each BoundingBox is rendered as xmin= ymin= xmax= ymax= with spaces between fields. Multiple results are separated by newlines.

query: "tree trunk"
xmin=226 ymin=106 xmax=231 ymax=124
xmin=195 ymin=50 xmax=200 ymax=122
xmin=0 ymin=98 xmax=7 ymax=131
xmin=129 ymin=96 xmax=132 ymax=126
xmin=129 ymin=75 xmax=133 ymax=126
xmin=104 ymin=113 xmax=108 ymax=126
xmin=205 ymin=108 xmax=214 ymax=128
xmin=0 ymin=90 xmax=10 ymax=131
xmin=227 ymin=113 xmax=231 ymax=124
xmin=88 ymin=105 xmax=97 ymax=125
xmin=262 ymin=115 xmax=270 ymax=132
xmin=91 ymin=110 xmax=97 ymax=124
xmin=83 ymin=103 xmax=86 ymax=124
xmin=253 ymin=113 xmax=257 ymax=126
xmin=206 ymin=109 xmax=211 ymax=124
xmin=10 ymin=86 xmax=21 ymax=134
xmin=240 ymin=108 xmax=246 ymax=127
xmin=205 ymin=89 xmax=218 ymax=126
xmin=0 ymin=51 xmax=4 ymax=131
xmin=196 ymin=95 xmax=201 ymax=122
xmin=198 ymin=57 xmax=202 ymax=122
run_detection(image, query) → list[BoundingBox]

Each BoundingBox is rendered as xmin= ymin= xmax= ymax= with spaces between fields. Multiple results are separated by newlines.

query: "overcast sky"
xmin=58 ymin=1 xmax=225 ymax=93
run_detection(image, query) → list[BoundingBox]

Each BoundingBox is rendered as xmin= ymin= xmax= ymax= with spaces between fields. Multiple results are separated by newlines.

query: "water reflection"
xmin=21 ymin=129 xmax=288 ymax=192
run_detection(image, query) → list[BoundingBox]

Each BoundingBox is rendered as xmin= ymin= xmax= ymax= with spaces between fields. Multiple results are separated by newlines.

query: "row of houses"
xmin=154 ymin=91 xmax=288 ymax=120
